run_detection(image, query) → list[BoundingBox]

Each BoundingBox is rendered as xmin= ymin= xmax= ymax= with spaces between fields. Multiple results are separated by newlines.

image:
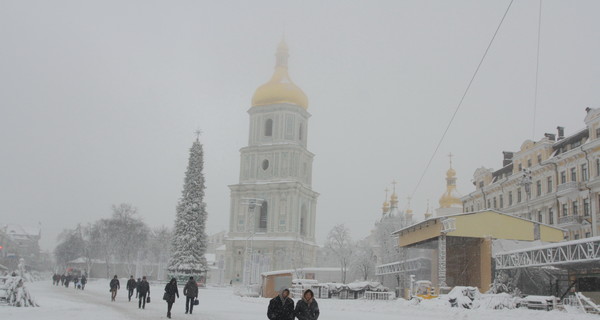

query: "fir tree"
xmin=168 ymin=136 xmax=208 ymax=278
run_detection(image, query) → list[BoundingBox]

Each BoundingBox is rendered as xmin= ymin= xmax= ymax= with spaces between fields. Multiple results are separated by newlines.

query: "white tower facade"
xmin=224 ymin=41 xmax=319 ymax=284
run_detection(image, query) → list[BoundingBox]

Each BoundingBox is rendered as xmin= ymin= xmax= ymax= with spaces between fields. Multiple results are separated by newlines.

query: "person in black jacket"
xmin=267 ymin=289 xmax=295 ymax=320
xmin=183 ymin=276 xmax=198 ymax=314
xmin=135 ymin=278 xmax=141 ymax=298
xmin=80 ymin=275 xmax=87 ymax=290
xmin=164 ymin=278 xmax=179 ymax=319
xmin=126 ymin=276 xmax=136 ymax=301
xmin=137 ymin=276 xmax=150 ymax=309
xmin=294 ymin=289 xmax=320 ymax=320
xmin=110 ymin=275 xmax=120 ymax=301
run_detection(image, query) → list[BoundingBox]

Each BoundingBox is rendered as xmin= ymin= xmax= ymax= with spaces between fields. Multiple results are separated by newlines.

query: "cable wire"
xmin=410 ymin=0 xmax=515 ymax=199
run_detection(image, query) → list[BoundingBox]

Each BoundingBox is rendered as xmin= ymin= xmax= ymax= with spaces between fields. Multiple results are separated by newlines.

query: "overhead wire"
xmin=532 ymin=0 xmax=543 ymax=140
xmin=410 ymin=0 xmax=515 ymax=199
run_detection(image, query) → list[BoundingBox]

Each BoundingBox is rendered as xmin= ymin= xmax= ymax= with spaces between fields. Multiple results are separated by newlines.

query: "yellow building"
xmin=392 ymin=210 xmax=565 ymax=292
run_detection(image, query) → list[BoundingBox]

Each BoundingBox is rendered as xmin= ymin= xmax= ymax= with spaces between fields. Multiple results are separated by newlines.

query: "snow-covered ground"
xmin=1 ymin=279 xmax=597 ymax=320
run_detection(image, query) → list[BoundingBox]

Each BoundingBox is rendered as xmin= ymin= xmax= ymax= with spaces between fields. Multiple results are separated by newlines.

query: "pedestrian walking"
xmin=60 ymin=274 xmax=65 ymax=286
xmin=110 ymin=275 xmax=120 ymax=301
xmin=137 ymin=276 xmax=150 ymax=309
xmin=163 ymin=278 xmax=179 ymax=319
xmin=80 ymin=275 xmax=87 ymax=290
xmin=267 ymin=289 xmax=295 ymax=320
xmin=73 ymin=276 xmax=79 ymax=290
xmin=65 ymin=274 xmax=72 ymax=288
xmin=183 ymin=276 xmax=198 ymax=314
xmin=294 ymin=289 xmax=320 ymax=320
xmin=126 ymin=276 xmax=136 ymax=301
xmin=135 ymin=277 xmax=141 ymax=298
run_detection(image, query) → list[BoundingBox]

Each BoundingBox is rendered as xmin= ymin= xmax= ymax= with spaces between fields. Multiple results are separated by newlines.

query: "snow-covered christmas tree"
xmin=167 ymin=134 xmax=208 ymax=281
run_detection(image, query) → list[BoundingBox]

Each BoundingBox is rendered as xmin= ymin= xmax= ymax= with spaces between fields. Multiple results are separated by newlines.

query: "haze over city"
xmin=1 ymin=0 xmax=595 ymax=252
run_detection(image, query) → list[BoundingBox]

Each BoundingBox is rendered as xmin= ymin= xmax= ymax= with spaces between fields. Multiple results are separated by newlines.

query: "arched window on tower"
xmin=265 ymin=119 xmax=273 ymax=137
xmin=300 ymin=204 xmax=307 ymax=236
xmin=258 ymin=201 xmax=268 ymax=232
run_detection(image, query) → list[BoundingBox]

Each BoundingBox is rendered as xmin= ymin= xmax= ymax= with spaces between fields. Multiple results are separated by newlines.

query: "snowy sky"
xmin=0 ymin=0 xmax=596 ymax=251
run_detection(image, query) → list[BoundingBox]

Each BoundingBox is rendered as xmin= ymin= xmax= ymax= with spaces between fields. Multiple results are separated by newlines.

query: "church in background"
xmin=223 ymin=40 xmax=319 ymax=285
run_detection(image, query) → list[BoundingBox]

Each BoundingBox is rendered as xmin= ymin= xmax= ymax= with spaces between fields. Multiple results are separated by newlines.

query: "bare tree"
xmin=352 ymin=239 xmax=376 ymax=281
xmin=325 ymin=224 xmax=353 ymax=283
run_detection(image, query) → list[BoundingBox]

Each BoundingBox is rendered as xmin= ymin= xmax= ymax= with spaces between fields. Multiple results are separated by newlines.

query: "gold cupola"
xmin=251 ymin=39 xmax=308 ymax=109
xmin=439 ymin=153 xmax=462 ymax=208
xmin=382 ymin=188 xmax=390 ymax=214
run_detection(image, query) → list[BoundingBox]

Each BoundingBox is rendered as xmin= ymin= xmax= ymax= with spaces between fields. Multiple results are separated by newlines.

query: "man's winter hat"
xmin=189 ymin=276 xmax=194 ymax=280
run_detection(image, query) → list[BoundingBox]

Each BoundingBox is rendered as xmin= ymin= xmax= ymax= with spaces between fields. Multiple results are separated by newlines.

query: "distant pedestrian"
xmin=267 ymin=289 xmax=295 ymax=320
xmin=163 ymin=278 xmax=179 ymax=319
xmin=110 ymin=275 xmax=120 ymax=301
xmin=65 ymin=274 xmax=72 ymax=288
xmin=135 ymin=278 xmax=141 ymax=298
xmin=73 ymin=276 xmax=79 ymax=290
xmin=183 ymin=276 xmax=198 ymax=314
xmin=137 ymin=276 xmax=150 ymax=309
xmin=60 ymin=274 xmax=65 ymax=286
xmin=80 ymin=275 xmax=87 ymax=290
xmin=294 ymin=289 xmax=320 ymax=320
xmin=126 ymin=276 xmax=136 ymax=301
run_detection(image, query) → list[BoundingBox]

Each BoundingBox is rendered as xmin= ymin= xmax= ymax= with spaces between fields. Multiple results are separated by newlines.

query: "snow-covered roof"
xmin=67 ymin=257 xmax=105 ymax=264
xmin=2 ymin=224 xmax=40 ymax=237
xmin=261 ymin=267 xmax=341 ymax=277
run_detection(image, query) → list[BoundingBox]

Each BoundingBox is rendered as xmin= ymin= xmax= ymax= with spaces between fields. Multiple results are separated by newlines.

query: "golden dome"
xmin=251 ymin=40 xmax=308 ymax=109
xmin=439 ymin=154 xmax=462 ymax=208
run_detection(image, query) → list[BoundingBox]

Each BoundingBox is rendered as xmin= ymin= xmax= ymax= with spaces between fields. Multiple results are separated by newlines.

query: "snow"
xmin=2 ymin=279 xmax=598 ymax=320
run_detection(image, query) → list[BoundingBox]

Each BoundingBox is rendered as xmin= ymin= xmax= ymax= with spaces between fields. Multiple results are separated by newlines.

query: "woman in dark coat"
xmin=267 ymin=289 xmax=295 ymax=320
xmin=294 ymin=289 xmax=320 ymax=320
xmin=164 ymin=278 xmax=179 ymax=319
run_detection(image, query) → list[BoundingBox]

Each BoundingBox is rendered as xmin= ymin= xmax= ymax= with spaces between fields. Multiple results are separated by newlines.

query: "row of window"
xmin=236 ymin=202 xmax=309 ymax=235
xmin=467 ymin=197 xmax=593 ymax=221
xmin=263 ymin=118 xmax=304 ymax=141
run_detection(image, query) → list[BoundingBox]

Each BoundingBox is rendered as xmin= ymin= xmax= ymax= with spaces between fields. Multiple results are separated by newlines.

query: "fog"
xmin=0 ymin=0 xmax=596 ymax=251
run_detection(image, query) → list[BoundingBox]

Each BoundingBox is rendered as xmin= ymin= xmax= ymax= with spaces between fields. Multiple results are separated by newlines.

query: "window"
xmin=537 ymin=154 xmax=542 ymax=164
xmin=574 ymin=234 xmax=580 ymax=240
xmin=547 ymin=177 xmax=553 ymax=193
xmin=536 ymin=180 xmax=542 ymax=197
xmin=518 ymin=163 xmax=523 ymax=171
xmin=597 ymin=159 xmax=600 ymax=177
xmin=493 ymin=197 xmax=497 ymax=209
xmin=596 ymin=127 xmax=600 ymax=138
xmin=264 ymin=119 xmax=273 ymax=137
xmin=258 ymin=202 xmax=268 ymax=231
xmin=560 ymin=171 xmax=567 ymax=184
xmin=586 ymin=232 xmax=591 ymax=238
xmin=538 ymin=210 xmax=543 ymax=223
xmin=262 ymin=159 xmax=269 ymax=170
xmin=582 ymin=164 xmax=588 ymax=181
xmin=562 ymin=203 xmax=568 ymax=217
xmin=499 ymin=195 xmax=504 ymax=208
xmin=571 ymin=167 xmax=577 ymax=182
xmin=527 ymin=159 xmax=532 ymax=167
xmin=573 ymin=200 xmax=579 ymax=216
xmin=487 ymin=199 xmax=491 ymax=209
xmin=508 ymin=191 xmax=513 ymax=206
xmin=548 ymin=208 xmax=554 ymax=224
xmin=479 ymin=181 xmax=484 ymax=189
xmin=517 ymin=188 xmax=522 ymax=203
xmin=299 ymin=123 xmax=303 ymax=141
xmin=300 ymin=205 xmax=307 ymax=236
xmin=584 ymin=198 xmax=590 ymax=216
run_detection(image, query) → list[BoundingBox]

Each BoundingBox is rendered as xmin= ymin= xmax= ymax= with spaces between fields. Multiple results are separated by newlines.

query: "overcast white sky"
xmin=0 ymin=0 xmax=596 ymax=251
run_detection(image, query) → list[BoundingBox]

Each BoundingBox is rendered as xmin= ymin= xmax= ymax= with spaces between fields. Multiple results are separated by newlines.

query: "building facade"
xmin=462 ymin=108 xmax=600 ymax=240
xmin=224 ymin=40 xmax=319 ymax=284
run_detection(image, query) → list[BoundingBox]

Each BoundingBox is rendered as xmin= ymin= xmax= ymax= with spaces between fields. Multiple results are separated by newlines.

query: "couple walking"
xmin=267 ymin=289 xmax=319 ymax=320
xmin=163 ymin=276 xmax=198 ymax=319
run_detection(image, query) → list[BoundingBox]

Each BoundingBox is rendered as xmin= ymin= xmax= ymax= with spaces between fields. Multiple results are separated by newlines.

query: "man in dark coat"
xmin=267 ymin=289 xmax=295 ymax=320
xmin=126 ymin=276 xmax=136 ymax=301
xmin=164 ymin=278 xmax=179 ymax=319
xmin=60 ymin=274 xmax=65 ymax=286
xmin=295 ymin=289 xmax=320 ymax=320
xmin=80 ymin=275 xmax=87 ymax=290
xmin=183 ymin=276 xmax=198 ymax=314
xmin=137 ymin=276 xmax=150 ymax=309
xmin=110 ymin=275 xmax=120 ymax=301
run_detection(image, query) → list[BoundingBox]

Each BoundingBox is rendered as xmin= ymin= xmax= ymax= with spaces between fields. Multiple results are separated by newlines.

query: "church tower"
xmin=436 ymin=153 xmax=463 ymax=217
xmin=224 ymin=40 xmax=319 ymax=284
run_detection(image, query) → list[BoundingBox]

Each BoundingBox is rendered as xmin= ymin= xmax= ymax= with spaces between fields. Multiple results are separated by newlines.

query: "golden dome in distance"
xmin=439 ymin=153 xmax=462 ymax=208
xmin=251 ymin=39 xmax=308 ymax=109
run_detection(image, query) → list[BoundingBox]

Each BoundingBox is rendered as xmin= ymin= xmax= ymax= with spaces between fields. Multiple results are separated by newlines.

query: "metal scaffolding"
xmin=375 ymin=257 xmax=430 ymax=276
xmin=495 ymin=236 xmax=600 ymax=270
